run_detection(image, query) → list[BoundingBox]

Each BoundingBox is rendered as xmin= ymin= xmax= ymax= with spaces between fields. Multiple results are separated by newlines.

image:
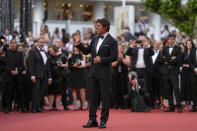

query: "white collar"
xmin=100 ymin=32 xmax=109 ymax=40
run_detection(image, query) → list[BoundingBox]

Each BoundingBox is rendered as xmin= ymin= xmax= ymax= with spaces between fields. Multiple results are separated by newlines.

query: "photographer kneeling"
xmin=125 ymin=71 xmax=151 ymax=112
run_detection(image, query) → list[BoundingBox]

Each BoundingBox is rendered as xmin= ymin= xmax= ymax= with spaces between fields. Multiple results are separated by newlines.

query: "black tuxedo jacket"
xmin=27 ymin=47 xmax=51 ymax=79
xmin=189 ymin=48 xmax=197 ymax=75
xmin=3 ymin=50 xmax=24 ymax=82
xmin=126 ymin=47 xmax=154 ymax=73
xmin=150 ymin=51 xmax=163 ymax=77
xmin=76 ymin=34 xmax=118 ymax=80
xmin=161 ymin=45 xmax=181 ymax=75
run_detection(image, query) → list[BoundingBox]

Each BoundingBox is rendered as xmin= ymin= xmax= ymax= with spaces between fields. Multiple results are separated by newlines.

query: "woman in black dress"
xmin=68 ymin=47 xmax=87 ymax=110
xmin=181 ymin=40 xmax=194 ymax=108
xmin=47 ymin=45 xmax=67 ymax=110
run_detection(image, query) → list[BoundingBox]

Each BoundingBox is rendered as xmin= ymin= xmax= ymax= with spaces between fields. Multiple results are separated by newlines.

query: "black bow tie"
xmin=40 ymin=49 xmax=44 ymax=52
xmin=168 ymin=45 xmax=174 ymax=48
xmin=99 ymin=35 xmax=104 ymax=39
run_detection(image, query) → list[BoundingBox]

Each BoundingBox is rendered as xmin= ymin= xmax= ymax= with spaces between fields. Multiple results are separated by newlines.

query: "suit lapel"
xmin=155 ymin=51 xmax=160 ymax=64
xmin=170 ymin=45 xmax=177 ymax=56
xmin=35 ymin=48 xmax=44 ymax=65
xmin=94 ymin=37 xmax=100 ymax=55
xmin=195 ymin=48 xmax=197 ymax=65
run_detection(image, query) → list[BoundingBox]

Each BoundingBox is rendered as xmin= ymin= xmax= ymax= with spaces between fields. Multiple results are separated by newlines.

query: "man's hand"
xmin=31 ymin=77 xmax=36 ymax=83
xmin=164 ymin=62 xmax=168 ymax=64
xmin=171 ymin=56 xmax=176 ymax=60
xmin=94 ymin=56 xmax=101 ymax=63
xmin=118 ymin=53 xmax=123 ymax=61
xmin=22 ymin=71 xmax=26 ymax=75
xmin=183 ymin=64 xmax=190 ymax=68
xmin=14 ymin=71 xmax=19 ymax=76
xmin=48 ymin=79 xmax=52 ymax=85
xmin=74 ymin=32 xmax=81 ymax=44
xmin=11 ymin=71 xmax=15 ymax=76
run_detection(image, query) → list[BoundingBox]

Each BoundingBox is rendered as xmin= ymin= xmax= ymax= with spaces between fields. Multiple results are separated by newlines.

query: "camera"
xmin=131 ymin=75 xmax=136 ymax=80
xmin=75 ymin=59 xmax=81 ymax=66
xmin=136 ymin=40 xmax=142 ymax=44
xmin=69 ymin=58 xmax=82 ymax=66
xmin=56 ymin=60 xmax=62 ymax=66
xmin=0 ymin=35 xmax=8 ymax=52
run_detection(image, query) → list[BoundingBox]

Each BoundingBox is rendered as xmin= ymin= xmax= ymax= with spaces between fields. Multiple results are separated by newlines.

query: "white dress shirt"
xmin=135 ymin=48 xmax=146 ymax=68
xmin=96 ymin=32 xmax=109 ymax=54
xmin=37 ymin=47 xmax=47 ymax=65
xmin=169 ymin=46 xmax=173 ymax=55
xmin=152 ymin=50 xmax=159 ymax=64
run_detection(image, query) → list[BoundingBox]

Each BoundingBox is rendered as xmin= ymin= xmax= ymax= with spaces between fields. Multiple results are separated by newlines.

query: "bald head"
xmin=54 ymin=38 xmax=62 ymax=48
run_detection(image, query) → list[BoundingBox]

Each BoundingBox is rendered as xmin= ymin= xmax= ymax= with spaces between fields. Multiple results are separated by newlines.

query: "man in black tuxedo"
xmin=150 ymin=41 xmax=163 ymax=108
xmin=189 ymin=47 xmax=197 ymax=112
xmin=75 ymin=18 xmax=118 ymax=128
xmin=1 ymin=39 xmax=24 ymax=113
xmin=162 ymin=34 xmax=182 ymax=113
xmin=126 ymin=36 xmax=154 ymax=107
xmin=27 ymin=37 xmax=52 ymax=113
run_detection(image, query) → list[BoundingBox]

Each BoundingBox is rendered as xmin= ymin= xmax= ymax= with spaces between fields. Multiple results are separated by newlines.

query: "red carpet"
xmin=0 ymin=108 xmax=197 ymax=131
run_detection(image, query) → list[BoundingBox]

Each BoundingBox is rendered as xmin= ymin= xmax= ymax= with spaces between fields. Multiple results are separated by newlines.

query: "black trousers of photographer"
xmin=88 ymin=77 xmax=110 ymax=123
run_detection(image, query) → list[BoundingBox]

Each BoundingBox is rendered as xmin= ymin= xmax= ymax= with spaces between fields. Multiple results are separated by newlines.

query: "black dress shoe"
xmin=190 ymin=106 xmax=197 ymax=112
xmin=64 ymin=106 xmax=69 ymax=110
xmin=164 ymin=107 xmax=175 ymax=112
xmin=113 ymin=105 xmax=119 ymax=109
xmin=53 ymin=108 xmax=61 ymax=111
xmin=99 ymin=121 xmax=106 ymax=128
xmin=36 ymin=108 xmax=45 ymax=112
xmin=15 ymin=106 xmax=21 ymax=112
xmin=83 ymin=120 xmax=98 ymax=128
xmin=31 ymin=109 xmax=37 ymax=113
xmin=3 ymin=108 xmax=9 ymax=114
xmin=21 ymin=108 xmax=29 ymax=113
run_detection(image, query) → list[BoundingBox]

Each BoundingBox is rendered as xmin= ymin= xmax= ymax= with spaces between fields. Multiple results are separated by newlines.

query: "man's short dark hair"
xmin=167 ymin=33 xmax=176 ymax=39
xmin=96 ymin=18 xmax=110 ymax=32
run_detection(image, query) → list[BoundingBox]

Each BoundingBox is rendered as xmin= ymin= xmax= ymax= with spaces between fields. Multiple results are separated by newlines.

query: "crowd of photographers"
xmin=0 ymin=21 xmax=197 ymax=114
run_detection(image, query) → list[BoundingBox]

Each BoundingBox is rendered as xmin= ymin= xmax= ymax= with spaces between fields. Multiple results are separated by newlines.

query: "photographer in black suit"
xmin=161 ymin=34 xmax=182 ymax=113
xmin=126 ymin=71 xmax=151 ymax=112
xmin=75 ymin=18 xmax=118 ymax=128
xmin=27 ymin=37 xmax=52 ymax=113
